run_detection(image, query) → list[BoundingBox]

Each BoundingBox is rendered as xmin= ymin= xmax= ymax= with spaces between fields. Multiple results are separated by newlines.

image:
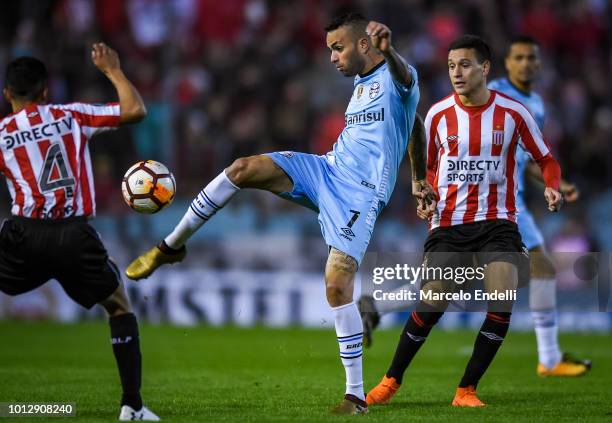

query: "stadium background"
xmin=0 ymin=0 xmax=610 ymax=332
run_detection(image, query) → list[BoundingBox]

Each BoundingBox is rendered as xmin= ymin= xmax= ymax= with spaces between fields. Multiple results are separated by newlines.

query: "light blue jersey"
xmin=327 ymin=61 xmax=420 ymax=204
xmin=267 ymin=61 xmax=419 ymax=263
xmin=488 ymin=77 xmax=546 ymax=249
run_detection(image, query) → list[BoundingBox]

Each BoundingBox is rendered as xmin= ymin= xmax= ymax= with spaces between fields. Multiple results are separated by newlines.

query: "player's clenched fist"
xmin=366 ymin=21 xmax=392 ymax=53
xmin=91 ymin=43 xmax=120 ymax=74
xmin=544 ymin=187 xmax=563 ymax=212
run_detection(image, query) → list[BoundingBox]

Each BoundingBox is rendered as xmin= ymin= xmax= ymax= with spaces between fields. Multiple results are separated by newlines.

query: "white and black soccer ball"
xmin=121 ymin=160 xmax=176 ymax=214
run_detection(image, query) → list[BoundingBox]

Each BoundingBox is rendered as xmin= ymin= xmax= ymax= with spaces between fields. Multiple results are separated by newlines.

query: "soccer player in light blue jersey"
xmin=125 ymin=12 xmax=424 ymax=414
xmin=488 ymin=35 xmax=590 ymax=377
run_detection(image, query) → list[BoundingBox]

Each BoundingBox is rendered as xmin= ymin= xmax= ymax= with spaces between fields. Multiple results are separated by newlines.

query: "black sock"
xmin=158 ymin=240 xmax=185 ymax=255
xmin=109 ymin=313 xmax=143 ymax=410
xmin=387 ymin=303 xmax=443 ymax=384
xmin=459 ymin=312 xmax=511 ymax=388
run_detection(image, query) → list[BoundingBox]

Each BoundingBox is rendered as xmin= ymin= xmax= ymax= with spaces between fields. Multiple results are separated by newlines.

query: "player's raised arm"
xmin=91 ymin=42 xmax=146 ymax=124
xmin=366 ymin=21 xmax=412 ymax=87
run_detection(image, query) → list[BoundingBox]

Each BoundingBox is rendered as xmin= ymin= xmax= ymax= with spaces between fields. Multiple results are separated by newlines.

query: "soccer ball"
xmin=121 ymin=160 xmax=176 ymax=214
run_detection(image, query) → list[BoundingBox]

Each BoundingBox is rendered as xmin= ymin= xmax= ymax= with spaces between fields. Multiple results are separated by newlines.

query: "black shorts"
xmin=0 ymin=216 xmax=120 ymax=309
xmin=423 ymin=219 xmax=530 ymax=286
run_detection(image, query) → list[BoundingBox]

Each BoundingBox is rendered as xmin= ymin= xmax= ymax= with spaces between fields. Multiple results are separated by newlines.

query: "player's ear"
xmin=482 ymin=60 xmax=491 ymax=77
xmin=359 ymin=36 xmax=369 ymax=54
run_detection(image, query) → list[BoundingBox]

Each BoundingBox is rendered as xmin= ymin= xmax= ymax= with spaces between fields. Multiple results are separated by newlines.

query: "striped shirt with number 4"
xmin=0 ymin=102 xmax=120 ymax=219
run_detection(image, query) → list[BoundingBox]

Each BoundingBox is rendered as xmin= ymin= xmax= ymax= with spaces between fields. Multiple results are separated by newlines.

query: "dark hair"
xmin=506 ymin=35 xmax=540 ymax=57
xmin=448 ymin=35 xmax=491 ymax=63
xmin=324 ymin=12 xmax=368 ymax=34
xmin=5 ymin=56 xmax=48 ymax=101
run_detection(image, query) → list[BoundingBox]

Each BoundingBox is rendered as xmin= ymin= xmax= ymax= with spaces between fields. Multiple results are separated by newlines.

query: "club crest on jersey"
xmin=492 ymin=130 xmax=504 ymax=146
xmin=356 ymin=84 xmax=365 ymax=99
xmin=369 ymin=82 xmax=380 ymax=99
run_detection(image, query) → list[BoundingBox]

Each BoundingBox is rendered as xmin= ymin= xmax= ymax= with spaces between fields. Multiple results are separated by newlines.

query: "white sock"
xmin=529 ymin=277 xmax=561 ymax=368
xmin=531 ymin=310 xmax=562 ymax=368
xmin=333 ymin=301 xmax=364 ymax=401
xmin=164 ymin=170 xmax=239 ymax=249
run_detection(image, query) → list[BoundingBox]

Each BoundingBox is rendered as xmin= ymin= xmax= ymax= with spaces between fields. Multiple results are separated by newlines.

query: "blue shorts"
xmin=266 ymin=152 xmax=383 ymax=265
xmin=516 ymin=196 xmax=544 ymax=250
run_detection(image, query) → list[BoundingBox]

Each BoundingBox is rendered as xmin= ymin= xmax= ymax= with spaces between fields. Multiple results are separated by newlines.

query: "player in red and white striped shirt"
xmin=0 ymin=44 xmax=158 ymax=420
xmin=367 ymin=35 xmax=563 ymax=409
xmin=424 ymin=72 xmax=560 ymax=229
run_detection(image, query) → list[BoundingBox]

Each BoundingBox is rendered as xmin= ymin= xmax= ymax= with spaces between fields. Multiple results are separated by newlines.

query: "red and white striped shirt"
xmin=425 ymin=90 xmax=560 ymax=230
xmin=0 ymin=102 xmax=120 ymax=219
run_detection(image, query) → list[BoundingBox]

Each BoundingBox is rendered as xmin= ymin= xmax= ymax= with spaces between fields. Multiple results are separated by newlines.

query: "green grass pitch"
xmin=0 ymin=321 xmax=610 ymax=422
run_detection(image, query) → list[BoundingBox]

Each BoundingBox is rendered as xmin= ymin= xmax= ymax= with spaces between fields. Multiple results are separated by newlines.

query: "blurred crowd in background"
xmin=0 ymin=0 xmax=610 ymax=278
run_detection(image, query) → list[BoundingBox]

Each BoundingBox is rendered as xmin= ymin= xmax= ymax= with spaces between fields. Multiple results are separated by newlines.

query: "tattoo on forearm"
xmin=409 ymin=114 xmax=427 ymax=180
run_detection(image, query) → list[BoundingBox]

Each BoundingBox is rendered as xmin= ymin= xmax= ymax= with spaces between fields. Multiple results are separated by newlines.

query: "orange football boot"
xmin=366 ymin=375 xmax=401 ymax=405
xmin=451 ymin=386 xmax=485 ymax=407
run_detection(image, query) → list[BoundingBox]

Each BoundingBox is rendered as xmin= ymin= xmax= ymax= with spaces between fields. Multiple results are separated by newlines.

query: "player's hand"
xmin=413 ymin=179 xmax=436 ymax=220
xmin=560 ymin=181 xmax=579 ymax=202
xmin=91 ymin=43 xmax=120 ymax=74
xmin=544 ymin=187 xmax=563 ymax=212
xmin=366 ymin=21 xmax=392 ymax=53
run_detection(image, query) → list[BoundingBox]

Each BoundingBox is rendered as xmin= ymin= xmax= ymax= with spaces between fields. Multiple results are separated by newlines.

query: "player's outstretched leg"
xmin=529 ymin=246 xmax=591 ymax=377
xmin=366 ymin=297 xmax=444 ymax=406
xmin=99 ymin=275 xmax=159 ymax=421
xmin=125 ymin=155 xmax=292 ymax=280
xmin=326 ymin=249 xmax=368 ymax=415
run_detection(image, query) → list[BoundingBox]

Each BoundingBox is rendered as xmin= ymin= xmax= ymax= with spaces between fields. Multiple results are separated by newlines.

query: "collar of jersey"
xmin=505 ymin=77 xmax=533 ymax=97
xmin=357 ymin=59 xmax=386 ymax=79
xmin=453 ymin=90 xmax=496 ymax=115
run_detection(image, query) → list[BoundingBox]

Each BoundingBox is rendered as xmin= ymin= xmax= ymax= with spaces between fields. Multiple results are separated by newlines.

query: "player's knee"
xmin=99 ymin=286 xmax=132 ymax=317
xmin=325 ymin=284 xmax=352 ymax=307
xmin=226 ymin=157 xmax=255 ymax=187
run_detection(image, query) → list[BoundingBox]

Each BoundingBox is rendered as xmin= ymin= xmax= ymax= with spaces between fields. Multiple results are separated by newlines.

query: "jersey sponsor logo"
xmin=278 ymin=151 xmax=295 ymax=158
xmin=31 ymin=205 xmax=75 ymax=219
xmin=3 ymin=117 xmax=73 ymax=150
xmin=446 ymin=159 xmax=503 ymax=183
xmin=448 ymin=159 xmax=502 ymax=172
xmin=344 ymin=108 xmax=385 ymax=126
xmin=369 ymin=81 xmax=380 ymax=99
